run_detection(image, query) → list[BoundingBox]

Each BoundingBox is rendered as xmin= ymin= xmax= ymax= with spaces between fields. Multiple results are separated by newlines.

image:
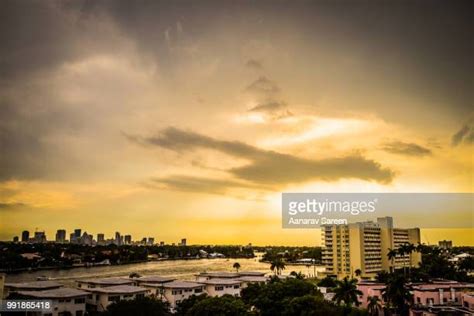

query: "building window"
xmin=74 ymin=298 xmax=85 ymax=304
xmin=215 ymin=286 xmax=224 ymax=291
xmin=195 ymin=288 xmax=202 ymax=293
xmin=76 ymin=311 xmax=84 ymax=316
xmin=233 ymin=285 xmax=239 ymax=289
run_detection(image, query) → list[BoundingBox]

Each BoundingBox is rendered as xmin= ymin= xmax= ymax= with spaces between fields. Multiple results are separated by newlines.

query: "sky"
xmin=0 ymin=0 xmax=473 ymax=246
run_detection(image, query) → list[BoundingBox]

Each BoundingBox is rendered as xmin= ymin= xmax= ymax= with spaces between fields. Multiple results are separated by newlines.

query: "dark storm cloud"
xmin=128 ymin=127 xmax=395 ymax=187
xmin=382 ymin=141 xmax=432 ymax=157
xmin=452 ymin=120 xmax=474 ymax=146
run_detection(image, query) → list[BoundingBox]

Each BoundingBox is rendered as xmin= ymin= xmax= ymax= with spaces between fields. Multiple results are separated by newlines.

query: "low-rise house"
xmin=237 ymin=276 xmax=268 ymax=288
xmin=15 ymin=288 xmax=89 ymax=316
xmin=4 ymin=281 xmax=63 ymax=298
xmin=198 ymin=278 xmax=241 ymax=297
xmin=76 ymin=277 xmax=133 ymax=289
xmin=238 ymin=271 xmax=266 ymax=277
xmin=83 ymin=285 xmax=149 ymax=312
xmin=158 ymin=281 xmax=205 ymax=310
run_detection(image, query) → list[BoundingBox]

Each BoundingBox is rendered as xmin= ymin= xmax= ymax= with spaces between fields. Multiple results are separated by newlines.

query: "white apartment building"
xmin=83 ymin=285 xmax=149 ymax=312
xmin=15 ymin=288 xmax=89 ymax=316
xmin=132 ymin=275 xmax=175 ymax=287
xmin=236 ymin=276 xmax=268 ymax=288
xmin=195 ymin=272 xmax=240 ymax=282
xmin=198 ymin=279 xmax=241 ymax=297
xmin=158 ymin=281 xmax=206 ymax=310
xmin=322 ymin=217 xmax=421 ymax=278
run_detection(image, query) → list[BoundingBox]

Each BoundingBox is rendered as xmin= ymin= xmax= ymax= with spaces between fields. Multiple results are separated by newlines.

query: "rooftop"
xmin=162 ymin=281 xmax=204 ymax=289
xmin=197 ymin=272 xmax=240 ymax=278
xmin=17 ymin=288 xmax=89 ymax=299
xmin=238 ymin=271 xmax=266 ymax=277
xmin=77 ymin=277 xmax=133 ymax=286
xmin=237 ymin=276 xmax=268 ymax=282
xmin=84 ymin=285 xmax=148 ymax=294
xmin=134 ymin=276 xmax=176 ymax=283
xmin=5 ymin=281 xmax=63 ymax=290
xmin=198 ymin=278 xmax=242 ymax=285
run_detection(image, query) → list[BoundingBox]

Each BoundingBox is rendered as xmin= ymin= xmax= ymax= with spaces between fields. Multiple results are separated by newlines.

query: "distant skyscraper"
xmin=70 ymin=233 xmax=75 ymax=243
xmin=34 ymin=231 xmax=46 ymax=243
xmin=148 ymin=237 xmax=154 ymax=245
xmin=55 ymin=229 xmax=66 ymax=243
xmin=124 ymin=235 xmax=132 ymax=245
xmin=97 ymin=233 xmax=105 ymax=244
xmin=181 ymin=238 xmax=187 ymax=246
xmin=439 ymin=240 xmax=453 ymax=250
xmin=141 ymin=237 xmax=147 ymax=245
xmin=21 ymin=230 xmax=29 ymax=242
xmin=13 ymin=236 xmax=19 ymax=242
xmin=115 ymin=232 xmax=121 ymax=246
xmin=80 ymin=232 xmax=93 ymax=246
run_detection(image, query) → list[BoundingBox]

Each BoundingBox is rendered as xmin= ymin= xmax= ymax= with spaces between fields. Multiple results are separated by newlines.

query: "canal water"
xmin=5 ymin=257 xmax=325 ymax=286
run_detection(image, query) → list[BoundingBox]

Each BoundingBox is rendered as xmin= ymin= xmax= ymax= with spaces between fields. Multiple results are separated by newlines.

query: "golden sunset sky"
xmin=0 ymin=1 xmax=472 ymax=246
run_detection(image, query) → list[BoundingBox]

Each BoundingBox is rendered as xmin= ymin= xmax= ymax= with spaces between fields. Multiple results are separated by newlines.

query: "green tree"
xmin=175 ymin=294 xmax=208 ymax=316
xmin=381 ymin=274 xmax=411 ymax=316
xmin=282 ymin=295 xmax=344 ymax=316
xmin=387 ymin=248 xmax=398 ymax=273
xmin=366 ymin=296 xmax=382 ymax=316
xmin=105 ymin=297 xmax=170 ymax=316
xmin=186 ymin=295 xmax=247 ymax=316
xmin=233 ymin=262 xmax=241 ymax=273
xmin=318 ymin=276 xmax=337 ymax=288
xmin=354 ymin=269 xmax=362 ymax=277
xmin=270 ymin=258 xmax=286 ymax=275
xmin=332 ymin=277 xmax=362 ymax=309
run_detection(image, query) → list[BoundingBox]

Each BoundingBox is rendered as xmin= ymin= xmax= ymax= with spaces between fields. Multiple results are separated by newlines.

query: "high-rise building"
xmin=70 ymin=233 xmax=75 ymax=243
xmin=97 ymin=234 xmax=105 ymax=245
xmin=80 ymin=232 xmax=93 ymax=246
xmin=115 ymin=232 xmax=121 ymax=246
xmin=33 ymin=231 xmax=47 ymax=243
xmin=124 ymin=235 xmax=132 ymax=245
xmin=322 ymin=217 xmax=421 ymax=278
xmin=71 ymin=229 xmax=81 ymax=243
xmin=439 ymin=240 xmax=453 ymax=250
xmin=180 ymin=238 xmax=187 ymax=246
xmin=141 ymin=237 xmax=147 ymax=245
xmin=21 ymin=230 xmax=29 ymax=242
xmin=55 ymin=229 xmax=66 ymax=243
xmin=147 ymin=237 xmax=154 ymax=245
xmin=13 ymin=236 xmax=19 ymax=242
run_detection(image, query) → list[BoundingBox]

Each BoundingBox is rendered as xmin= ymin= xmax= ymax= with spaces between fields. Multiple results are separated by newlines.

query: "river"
xmin=5 ymin=256 xmax=325 ymax=287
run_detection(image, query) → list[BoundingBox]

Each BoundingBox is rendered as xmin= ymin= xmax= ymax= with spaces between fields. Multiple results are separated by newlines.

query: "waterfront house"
xmin=197 ymin=278 xmax=241 ymax=297
xmin=15 ymin=288 xmax=89 ymax=316
xmin=83 ymin=285 xmax=149 ymax=312
xmin=159 ymin=281 xmax=205 ymax=310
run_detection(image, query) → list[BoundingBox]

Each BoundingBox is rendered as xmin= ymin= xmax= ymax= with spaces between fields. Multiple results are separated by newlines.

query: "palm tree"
xmin=406 ymin=243 xmax=416 ymax=278
xmin=332 ymin=277 xmax=362 ymax=309
xmin=354 ymin=269 xmax=362 ymax=278
xmin=381 ymin=274 xmax=412 ymax=315
xmin=233 ymin=262 xmax=241 ymax=273
xmin=387 ymin=248 xmax=398 ymax=273
xmin=270 ymin=258 xmax=286 ymax=275
xmin=398 ymin=244 xmax=409 ymax=277
xmin=367 ymin=296 xmax=382 ymax=316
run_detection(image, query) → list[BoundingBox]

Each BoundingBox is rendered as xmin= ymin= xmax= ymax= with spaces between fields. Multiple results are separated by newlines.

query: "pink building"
xmin=412 ymin=280 xmax=474 ymax=306
xmin=461 ymin=292 xmax=474 ymax=310
xmin=357 ymin=281 xmax=385 ymax=310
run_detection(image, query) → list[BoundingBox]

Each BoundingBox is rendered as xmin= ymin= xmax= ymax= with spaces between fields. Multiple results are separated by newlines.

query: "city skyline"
xmin=0 ymin=1 xmax=472 ymax=246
